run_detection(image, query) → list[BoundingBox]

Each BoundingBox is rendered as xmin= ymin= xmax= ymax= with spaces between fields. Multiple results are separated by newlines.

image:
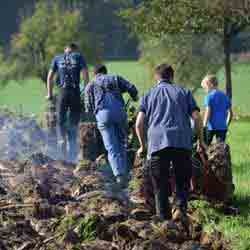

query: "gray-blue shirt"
xmin=139 ymin=81 xmax=199 ymax=156
xmin=85 ymin=74 xmax=138 ymax=115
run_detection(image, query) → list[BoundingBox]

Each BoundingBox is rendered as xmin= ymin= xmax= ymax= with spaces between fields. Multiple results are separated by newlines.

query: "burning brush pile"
xmin=0 ymin=111 xmax=232 ymax=250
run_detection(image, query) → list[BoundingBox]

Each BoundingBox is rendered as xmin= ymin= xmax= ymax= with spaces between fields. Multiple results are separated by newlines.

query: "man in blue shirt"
xmin=136 ymin=64 xmax=205 ymax=220
xmin=47 ymin=43 xmax=89 ymax=163
xmin=201 ymin=75 xmax=233 ymax=145
xmin=85 ymin=64 xmax=138 ymax=188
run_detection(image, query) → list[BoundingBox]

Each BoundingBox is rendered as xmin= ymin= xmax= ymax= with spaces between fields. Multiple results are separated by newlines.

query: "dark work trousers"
xmin=149 ymin=148 xmax=192 ymax=220
xmin=205 ymin=129 xmax=227 ymax=145
xmin=57 ymin=86 xmax=81 ymax=162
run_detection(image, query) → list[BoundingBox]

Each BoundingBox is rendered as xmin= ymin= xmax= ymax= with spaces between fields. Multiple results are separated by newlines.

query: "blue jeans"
xmin=68 ymin=125 xmax=79 ymax=162
xmin=96 ymin=109 xmax=128 ymax=177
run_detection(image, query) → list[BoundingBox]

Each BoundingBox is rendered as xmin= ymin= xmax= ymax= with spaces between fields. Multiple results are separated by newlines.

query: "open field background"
xmin=208 ymin=121 xmax=250 ymax=250
xmin=0 ymin=61 xmax=152 ymax=115
xmin=0 ymin=60 xmax=250 ymax=249
xmin=0 ymin=61 xmax=250 ymax=115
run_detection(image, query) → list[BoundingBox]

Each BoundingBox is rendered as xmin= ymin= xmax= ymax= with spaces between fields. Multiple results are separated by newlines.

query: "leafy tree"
xmin=0 ymin=48 xmax=15 ymax=86
xmin=1 ymin=0 xmax=139 ymax=61
xmin=9 ymin=1 xmax=99 ymax=83
xmin=124 ymin=0 xmax=250 ymax=98
xmin=55 ymin=0 xmax=139 ymax=59
xmin=140 ymin=35 xmax=222 ymax=91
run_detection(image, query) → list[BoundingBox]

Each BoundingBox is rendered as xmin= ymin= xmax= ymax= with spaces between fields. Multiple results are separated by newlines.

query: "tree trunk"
xmin=223 ymin=24 xmax=232 ymax=99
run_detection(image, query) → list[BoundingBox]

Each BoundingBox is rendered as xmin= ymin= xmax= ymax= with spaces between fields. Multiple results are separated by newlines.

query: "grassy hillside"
xmin=217 ymin=121 xmax=250 ymax=250
xmin=0 ymin=61 xmax=151 ymax=116
xmin=0 ymin=61 xmax=249 ymax=115
xmin=218 ymin=63 xmax=250 ymax=114
xmin=0 ymin=79 xmax=47 ymax=115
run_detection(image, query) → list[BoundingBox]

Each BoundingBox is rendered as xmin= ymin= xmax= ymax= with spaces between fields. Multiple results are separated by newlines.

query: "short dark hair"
xmin=155 ymin=64 xmax=174 ymax=80
xmin=94 ymin=64 xmax=108 ymax=75
xmin=66 ymin=42 xmax=78 ymax=51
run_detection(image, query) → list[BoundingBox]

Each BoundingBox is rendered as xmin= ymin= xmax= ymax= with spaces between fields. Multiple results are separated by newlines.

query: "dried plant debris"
xmin=0 ymin=113 xmax=232 ymax=250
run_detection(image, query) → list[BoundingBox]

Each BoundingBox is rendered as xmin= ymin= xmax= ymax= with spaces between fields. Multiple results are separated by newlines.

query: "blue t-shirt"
xmin=204 ymin=89 xmax=231 ymax=131
xmin=50 ymin=52 xmax=87 ymax=87
xmin=140 ymin=81 xmax=199 ymax=156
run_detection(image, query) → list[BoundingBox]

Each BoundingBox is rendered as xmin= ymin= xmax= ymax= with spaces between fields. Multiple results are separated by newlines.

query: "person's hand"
xmin=197 ymin=140 xmax=207 ymax=153
xmin=133 ymin=95 xmax=139 ymax=102
xmin=137 ymin=145 xmax=146 ymax=158
xmin=46 ymin=95 xmax=53 ymax=101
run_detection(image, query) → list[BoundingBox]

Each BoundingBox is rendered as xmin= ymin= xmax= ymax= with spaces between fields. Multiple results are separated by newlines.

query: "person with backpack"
xmin=84 ymin=64 xmax=138 ymax=188
xmin=46 ymin=43 xmax=89 ymax=163
xmin=201 ymin=75 xmax=233 ymax=145
xmin=135 ymin=64 xmax=205 ymax=221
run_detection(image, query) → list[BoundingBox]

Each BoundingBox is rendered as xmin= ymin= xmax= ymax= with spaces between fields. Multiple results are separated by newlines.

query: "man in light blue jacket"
xmin=85 ymin=64 xmax=138 ymax=187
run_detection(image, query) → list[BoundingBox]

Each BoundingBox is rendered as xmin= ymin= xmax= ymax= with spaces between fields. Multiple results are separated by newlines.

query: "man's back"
xmin=51 ymin=52 xmax=87 ymax=87
xmin=85 ymin=74 xmax=138 ymax=114
xmin=205 ymin=89 xmax=231 ymax=130
xmin=140 ymin=81 xmax=199 ymax=155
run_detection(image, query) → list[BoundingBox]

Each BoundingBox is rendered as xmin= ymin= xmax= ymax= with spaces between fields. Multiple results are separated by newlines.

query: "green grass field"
xmin=195 ymin=62 xmax=250 ymax=115
xmin=0 ymin=61 xmax=152 ymax=115
xmin=0 ymin=61 xmax=250 ymax=249
xmin=211 ymin=121 xmax=250 ymax=250
xmin=0 ymin=61 xmax=249 ymax=115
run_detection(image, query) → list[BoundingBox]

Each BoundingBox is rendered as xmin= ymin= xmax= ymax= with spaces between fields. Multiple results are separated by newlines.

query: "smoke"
xmin=0 ymin=112 xmax=53 ymax=162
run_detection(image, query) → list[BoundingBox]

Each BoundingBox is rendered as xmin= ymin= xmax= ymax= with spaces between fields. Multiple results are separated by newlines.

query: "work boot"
xmin=172 ymin=206 xmax=187 ymax=222
xmin=58 ymin=137 xmax=67 ymax=161
xmin=116 ymin=175 xmax=128 ymax=189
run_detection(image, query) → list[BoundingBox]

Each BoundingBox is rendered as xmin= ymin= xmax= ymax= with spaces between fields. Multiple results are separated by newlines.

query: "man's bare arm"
xmin=46 ymin=70 xmax=54 ymax=99
xmin=192 ymin=110 xmax=206 ymax=149
xmin=135 ymin=112 xmax=146 ymax=155
xmin=227 ymin=108 xmax=233 ymax=127
xmin=203 ymin=107 xmax=211 ymax=128
xmin=81 ymin=68 xmax=89 ymax=85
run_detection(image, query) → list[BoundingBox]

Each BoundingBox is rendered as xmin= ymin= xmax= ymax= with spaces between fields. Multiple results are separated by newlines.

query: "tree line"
xmin=1 ymin=0 xmax=250 ymax=99
xmin=0 ymin=0 xmax=139 ymax=85
xmin=123 ymin=0 xmax=250 ymax=98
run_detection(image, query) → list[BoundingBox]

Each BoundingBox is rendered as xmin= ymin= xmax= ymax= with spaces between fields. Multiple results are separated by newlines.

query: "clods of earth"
xmin=0 ymin=155 xmax=231 ymax=250
xmin=0 ymin=112 xmax=231 ymax=250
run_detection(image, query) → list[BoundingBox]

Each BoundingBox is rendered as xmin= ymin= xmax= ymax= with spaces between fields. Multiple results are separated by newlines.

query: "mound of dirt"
xmin=0 ymin=112 xmax=231 ymax=250
xmin=0 ymin=156 xmax=231 ymax=250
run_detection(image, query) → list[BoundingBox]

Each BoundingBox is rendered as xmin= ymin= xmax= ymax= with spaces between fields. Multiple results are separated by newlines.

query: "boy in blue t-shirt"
xmin=201 ymin=75 xmax=233 ymax=145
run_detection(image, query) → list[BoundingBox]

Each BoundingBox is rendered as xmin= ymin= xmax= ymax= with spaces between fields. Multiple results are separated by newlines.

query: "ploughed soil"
xmin=0 ymin=113 xmax=231 ymax=250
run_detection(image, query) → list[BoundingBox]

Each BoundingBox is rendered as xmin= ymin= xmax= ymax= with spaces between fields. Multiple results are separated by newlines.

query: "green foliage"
xmin=189 ymin=122 xmax=250 ymax=250
xmin=128 ymin=177 xmax=141 ymax=193
xmin=189 ymin=200 xmax=220 ymax=226
xmin=1 ymin=61 xmax=250 ymax=116
xmin=8 ymin=1 xmax=99 ymax=83
xmin=61 ymin=0 xmax=138 ymax=59
xmin=124 ymin=0 xmax=250 ymax=37
xmin=0 ymin=48 xmax=15 ymax=87
xmin=57 ymin=215 xmax=98 ymax=243
xmin=123 ymin=0 xmax=250 ymax=96
xmin=139 ymin=35 xmax=222 ymax=89
xmin=75 ymin=215 xmax=98 ymax=242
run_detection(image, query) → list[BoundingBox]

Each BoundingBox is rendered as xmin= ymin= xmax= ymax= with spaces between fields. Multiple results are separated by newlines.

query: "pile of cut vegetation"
xmin=0 ymin=111 xmax=232 ymax=250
